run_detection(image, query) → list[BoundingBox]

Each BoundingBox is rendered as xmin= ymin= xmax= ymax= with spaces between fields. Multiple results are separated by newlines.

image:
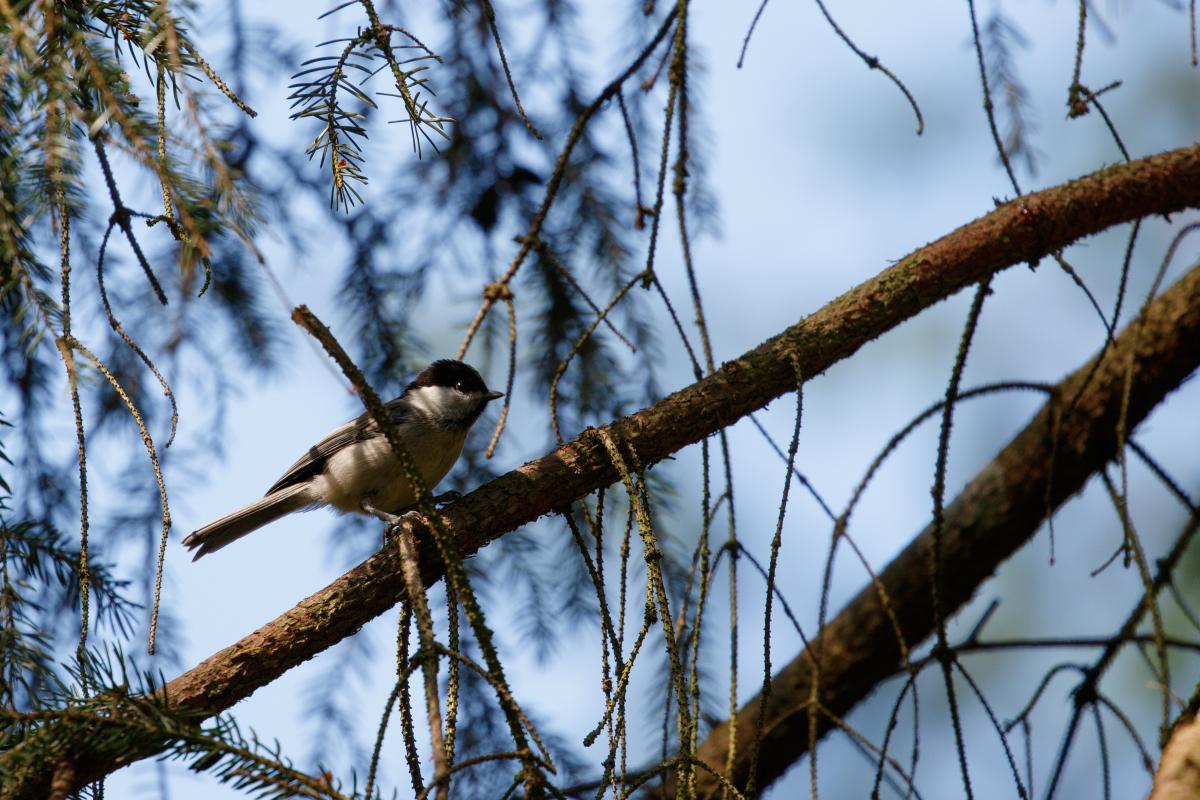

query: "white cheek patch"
xmin=408 ymin=385 xmax=475 ymax=419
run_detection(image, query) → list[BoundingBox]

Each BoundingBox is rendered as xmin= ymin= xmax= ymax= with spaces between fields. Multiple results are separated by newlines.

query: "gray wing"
xmin=262 ymin=399 xmax=409 ymax=495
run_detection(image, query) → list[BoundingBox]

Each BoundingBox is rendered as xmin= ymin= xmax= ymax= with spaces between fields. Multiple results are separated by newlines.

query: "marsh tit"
xmin=183 ymin=359 xmax=503 ymax=560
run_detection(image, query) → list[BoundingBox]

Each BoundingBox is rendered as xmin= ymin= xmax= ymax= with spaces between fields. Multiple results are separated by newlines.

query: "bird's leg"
xmin=361 ymin=501 xmax=406 ymax=547
xmin=361 ymin=501 xmax=402 ymax=525
xmin=362 ymin=494 xmax=458 ymax=547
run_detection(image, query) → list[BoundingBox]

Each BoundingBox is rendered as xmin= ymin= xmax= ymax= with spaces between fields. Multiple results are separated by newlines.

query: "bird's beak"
xmin=484 ymin=390 xmax=504 ymax=401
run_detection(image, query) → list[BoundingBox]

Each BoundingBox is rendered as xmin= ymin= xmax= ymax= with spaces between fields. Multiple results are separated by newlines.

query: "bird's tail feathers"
xmin=183 ymin=484 xmax=311 ymax=560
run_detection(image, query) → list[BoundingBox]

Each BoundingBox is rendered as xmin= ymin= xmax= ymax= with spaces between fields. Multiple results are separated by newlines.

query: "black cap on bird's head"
xmin=408 ymin=359 xmax=503 ymax=401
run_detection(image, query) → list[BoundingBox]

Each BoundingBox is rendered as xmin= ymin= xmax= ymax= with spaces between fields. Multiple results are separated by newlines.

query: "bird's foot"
xmin=361 ymin=501 xmax=409 ymax=547
xmin=362 ymin=495 xmax=457 ymax=548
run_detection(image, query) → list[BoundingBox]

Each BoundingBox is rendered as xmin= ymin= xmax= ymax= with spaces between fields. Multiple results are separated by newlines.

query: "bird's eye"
xmin=455 ymin=380 xmax=466 ymax=392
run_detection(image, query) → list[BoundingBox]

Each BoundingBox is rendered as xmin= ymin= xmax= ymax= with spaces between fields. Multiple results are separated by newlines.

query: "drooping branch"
xmin=5 ymin=143 xmax=1200 ymax=798
xmin=674 ymin=258 xmax=1200 ymax=798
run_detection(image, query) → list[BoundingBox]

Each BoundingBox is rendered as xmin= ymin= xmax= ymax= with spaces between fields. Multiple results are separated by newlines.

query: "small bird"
xmin=183 ymin=359 xmax=503 ymax=560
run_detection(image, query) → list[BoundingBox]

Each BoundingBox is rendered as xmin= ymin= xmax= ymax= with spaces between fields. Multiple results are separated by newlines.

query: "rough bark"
xmin=5 ymin=144 xmax=1200 ymax=798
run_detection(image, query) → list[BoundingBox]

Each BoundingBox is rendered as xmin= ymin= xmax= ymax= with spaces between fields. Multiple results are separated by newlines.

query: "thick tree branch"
xmin=676 ymin=258 xmax=1200 ymax=798
xmin=6 ymin=144 xmax=1200 ymax=798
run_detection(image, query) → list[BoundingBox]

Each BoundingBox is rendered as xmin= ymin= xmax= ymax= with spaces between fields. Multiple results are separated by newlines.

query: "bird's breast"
xmin=318 ymin=425 xmax=467 ymax=513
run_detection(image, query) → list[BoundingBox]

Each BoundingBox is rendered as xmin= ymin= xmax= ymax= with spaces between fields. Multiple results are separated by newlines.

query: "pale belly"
xmin=315 ymin=425 xmax=467 ymax=513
